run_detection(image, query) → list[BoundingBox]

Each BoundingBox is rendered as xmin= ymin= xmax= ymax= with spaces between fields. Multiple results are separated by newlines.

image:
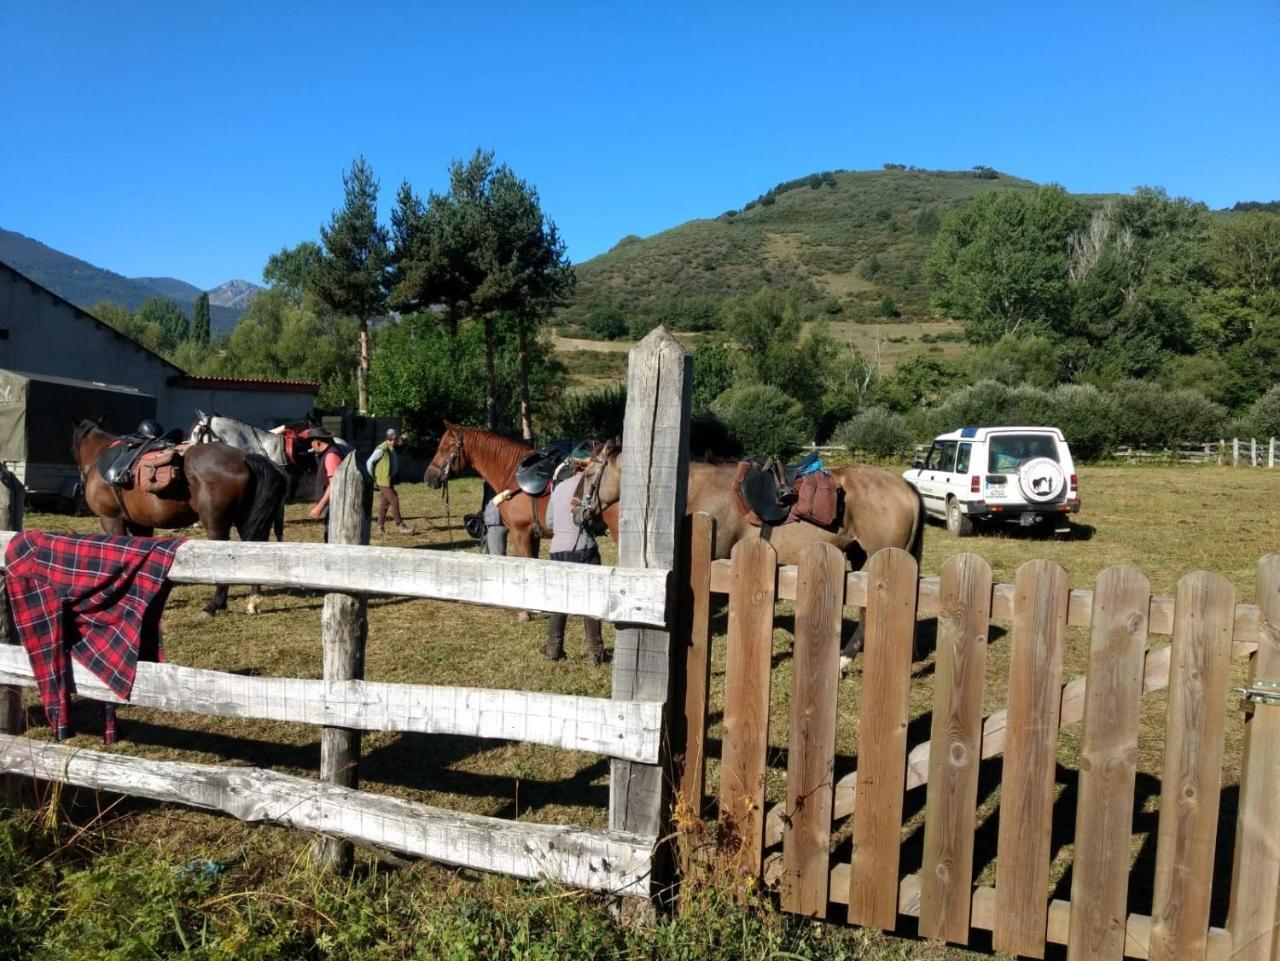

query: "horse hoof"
xmin=515 ymin=611 xmax=531 ymax=624
xmin=840 ymin=655 xmax=853 ymax=675
xmin=246 ymin=602 xmax=260 ymax=616
xmin=201 ymin=610 xmax=216 ymax=620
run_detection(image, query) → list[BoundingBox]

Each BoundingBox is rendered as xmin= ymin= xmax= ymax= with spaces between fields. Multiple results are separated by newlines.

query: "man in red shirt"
xmin=302 ymin=428 xmax=346 ymax=526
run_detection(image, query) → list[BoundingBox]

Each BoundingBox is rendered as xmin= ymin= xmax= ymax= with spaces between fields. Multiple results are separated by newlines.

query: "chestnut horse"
xmin=423 ymin=423 xmax=619 ymax=559
xmin=576 ymin=444 xmax=923 ymax=662
xmin=72 ymin=420 xmax=287 ymax=616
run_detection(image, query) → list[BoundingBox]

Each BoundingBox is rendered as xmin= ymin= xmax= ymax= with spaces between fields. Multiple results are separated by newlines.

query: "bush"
xmin=1109 ymin=380 xmax=1228 ymax=447
xmin=833 ymin=408 xmax=913 ymax=458
xmin=581 ymin=306 xmax=628 ymax=340
xmin=925 ymin=379 xmax=1016 ymax=434
xmin=692 ymin=341 xmax=734 ymax=411
xmin=876 ymin=296 xmax=901 ymax=318
xmin=711 ymin=383 xmax=812 ymax=456
xmin=628 ymin=314 xmax=659 ymax=339
xmin=1241 ymin=384 xmax=1280 ymax=438
xmin=541 ymin=384 xmax=627 ymax=440
xmin=1047 ymin=383 xmax=1120 ymax=461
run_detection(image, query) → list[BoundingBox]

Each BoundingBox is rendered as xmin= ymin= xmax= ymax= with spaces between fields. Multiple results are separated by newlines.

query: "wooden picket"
xmin=919 ymin=553 xmax=991 ymax=944
xmin=717 ymin=538 xmax=777 ymax=876
xmin=1068 ymin=566 xmax=1150 ymax=961
xmin=847 ymin=548 xmax=918 ymax=929
xmin=779 ymin=542 xmax=844 ymax=918
xmin=680 ymin=546 xmax=1280 ymax=961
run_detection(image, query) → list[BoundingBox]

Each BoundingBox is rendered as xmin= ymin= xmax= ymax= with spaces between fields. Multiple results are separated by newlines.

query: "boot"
xmin=585 ymin=617 xmax=604 ymax=666
xmin=544 ymin=614 xmax=567 ymax=661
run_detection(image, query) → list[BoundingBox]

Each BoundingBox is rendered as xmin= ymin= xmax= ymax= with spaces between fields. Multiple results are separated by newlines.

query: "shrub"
xmin=581 ymin=306 xmax=628 ymax=340
xmin=1242 ymin=384 xmax=1280 ymax=438
xmin=1109 ymin=379 xmax=1228 ymax=447
xmin=833 ymin=408 xmax=913 ymax=459
xmin=876 ymin=296 xmax=901 ymax=318
xmin=628 ymin=314 xmax=659 ymax=339
xmin=1048 ymin=383 xmax=1120 ymax=461
xmin=692 ymin=341 xmax=734 ymax=411
xmin=541 ymin=384 xmax=627 ymax=440
xmin=711 ymin=383 xmax=812 ymax=455
xmin=925 ymin=379 xmax=1015 ymax=434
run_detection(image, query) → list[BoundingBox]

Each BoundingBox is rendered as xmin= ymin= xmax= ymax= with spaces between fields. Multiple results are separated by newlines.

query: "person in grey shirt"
xmin=543 ymin=464 xmax=603 ymax=664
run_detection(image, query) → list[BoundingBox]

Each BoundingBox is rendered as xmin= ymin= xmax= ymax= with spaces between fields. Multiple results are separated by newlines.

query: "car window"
xmin=989 ymin=433 xmax=1060 ymax=472
xmin=955 ymin=443 xmax=972 ymax=474
xmin=927 ymin=440 xmax=958 ymax=472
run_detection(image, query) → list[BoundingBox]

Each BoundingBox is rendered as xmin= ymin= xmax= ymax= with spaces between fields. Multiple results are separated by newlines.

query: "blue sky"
xmin=2 ymin=2 xmax=1276 ymax=290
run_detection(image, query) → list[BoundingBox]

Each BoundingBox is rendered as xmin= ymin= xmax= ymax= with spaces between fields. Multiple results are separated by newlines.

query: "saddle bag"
xmin=791 ymin=470 xmax=842 ymax=528
xmin=138 ymin=447 xmax=184 ymax=495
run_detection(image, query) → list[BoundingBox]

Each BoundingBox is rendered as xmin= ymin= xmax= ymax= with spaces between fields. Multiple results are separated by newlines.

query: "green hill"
xmin=559 ymin=166 xmax=1046 ymax=327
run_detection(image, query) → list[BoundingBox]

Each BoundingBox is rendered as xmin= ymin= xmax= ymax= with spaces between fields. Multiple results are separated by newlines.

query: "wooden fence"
xmin=0 ymin=326 xmax=693 ymax=901
xmin=677 ymin=523 xmax=1280 ymax=961
xmin=1113 ymin=438 xmax=1278 ymax=467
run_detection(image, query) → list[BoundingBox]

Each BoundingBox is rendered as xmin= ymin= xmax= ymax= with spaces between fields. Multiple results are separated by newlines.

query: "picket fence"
xmin=674 ymin=516 xmax=1280 ymax=961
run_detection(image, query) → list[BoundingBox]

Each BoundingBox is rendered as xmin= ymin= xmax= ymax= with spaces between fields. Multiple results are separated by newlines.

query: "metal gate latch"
xmin=1239 ymin=679 xmax=1280 ymax=710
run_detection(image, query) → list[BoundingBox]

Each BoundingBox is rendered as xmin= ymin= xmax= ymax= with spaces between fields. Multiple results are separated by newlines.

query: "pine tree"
xmin=315 ymin=156 xmax=389 ymax=414
xmin=192 ymin=292 xmax=211 ymax=345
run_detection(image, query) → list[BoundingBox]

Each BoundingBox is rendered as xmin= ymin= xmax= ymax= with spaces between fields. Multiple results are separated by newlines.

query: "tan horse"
xmin=577 ymin=445 xmax=923 ymax=660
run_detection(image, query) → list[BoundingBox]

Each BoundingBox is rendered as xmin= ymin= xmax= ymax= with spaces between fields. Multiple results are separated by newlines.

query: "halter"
xmin=437 ymin=430 xmax=467 ymax=486
xmin=572 ymin=441 xmax=613 ymax=532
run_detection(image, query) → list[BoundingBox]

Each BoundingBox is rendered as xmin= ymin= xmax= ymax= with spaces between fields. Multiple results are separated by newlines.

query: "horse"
xmin=72 ymin=419 xmax=288 ymax=616
xmin=576 ymin=444 xmax=924 ymax=663
xmin=188 ymin=411 xmax=314 ymax=536
xmin=423 ymin=423 xmax=619 ymax=561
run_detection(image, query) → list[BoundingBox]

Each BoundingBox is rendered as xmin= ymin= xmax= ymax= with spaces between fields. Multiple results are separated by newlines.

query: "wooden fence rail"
xmin=0 ymin=327 xmax=693 ymax=899
xmin=687 ymin=545 xmax=1280 ymax=960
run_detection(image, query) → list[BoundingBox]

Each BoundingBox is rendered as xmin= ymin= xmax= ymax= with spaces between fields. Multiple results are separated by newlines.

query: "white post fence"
xmin=0 ymin=326 xmax=693 ymax=900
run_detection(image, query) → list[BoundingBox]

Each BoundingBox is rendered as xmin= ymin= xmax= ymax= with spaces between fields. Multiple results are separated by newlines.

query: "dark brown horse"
xmin=72 ymin=420 xmax=287 ymax=616
xmin=423 ymin=423 xmax=619 ymax=560
xmin=576 ymin=445 xmax=923 ymax=663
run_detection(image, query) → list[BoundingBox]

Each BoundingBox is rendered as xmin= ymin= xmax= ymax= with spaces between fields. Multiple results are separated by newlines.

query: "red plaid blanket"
xmin=4 ymin=532 xmax=184 ymax=742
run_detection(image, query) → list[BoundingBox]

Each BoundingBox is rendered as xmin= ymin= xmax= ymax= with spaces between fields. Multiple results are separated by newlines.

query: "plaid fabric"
xmin=4 ymin=532 xmax=184 ymax=742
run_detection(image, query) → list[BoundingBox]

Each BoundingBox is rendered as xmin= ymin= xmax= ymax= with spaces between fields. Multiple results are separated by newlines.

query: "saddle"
xmin=732 ymin=451 xmax=842 ymax=530
xmin=514 ymin=439 xmax=586 ymax=496
xmin=97 ymin=431 xmax=188 ymax=495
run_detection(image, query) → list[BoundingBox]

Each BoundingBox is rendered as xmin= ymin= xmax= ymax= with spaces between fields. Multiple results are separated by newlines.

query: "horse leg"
xmin=203 ymin=522 xmax=232 ymax=618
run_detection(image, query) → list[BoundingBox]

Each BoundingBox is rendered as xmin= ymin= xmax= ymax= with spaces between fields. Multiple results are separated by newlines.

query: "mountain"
xmin=207 ymin=278 xmax=261 ymax=310
xmin=559 ymin=167 xmax=1061 ymax=325
xmin=0 ymin=228 xmax=246 ymax=333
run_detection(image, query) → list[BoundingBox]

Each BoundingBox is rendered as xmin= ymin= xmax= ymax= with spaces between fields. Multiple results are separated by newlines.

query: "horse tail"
xmin=241 ymin=454 xmax=288 ymax=543
xmin=907 ymin=483 xmax=925 ymax=565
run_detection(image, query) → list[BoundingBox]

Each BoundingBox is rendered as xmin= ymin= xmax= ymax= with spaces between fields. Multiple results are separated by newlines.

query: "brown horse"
xmin=423 ymin=423 xmax=619 ymax=560
xmin=72 ymin=420 xmax=287 ymax=616
xmin=577 ymin=445 xmax=923 ymax=661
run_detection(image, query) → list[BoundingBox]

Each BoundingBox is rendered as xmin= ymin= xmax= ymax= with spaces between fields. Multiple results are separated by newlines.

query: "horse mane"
xmin=459 ymin=427 xmax=532 ymax=485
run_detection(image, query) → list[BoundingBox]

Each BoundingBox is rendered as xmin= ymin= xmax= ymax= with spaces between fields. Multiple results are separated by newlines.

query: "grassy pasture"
xmin=8 ymin=463 xmax=1279 ymax=958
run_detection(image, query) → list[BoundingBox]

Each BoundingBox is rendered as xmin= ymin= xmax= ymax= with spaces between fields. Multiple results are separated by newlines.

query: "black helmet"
xmin=463 ymin=513 xmax=487 ymax=539
xmin=137 ymin=419 xmax=163 ymax=439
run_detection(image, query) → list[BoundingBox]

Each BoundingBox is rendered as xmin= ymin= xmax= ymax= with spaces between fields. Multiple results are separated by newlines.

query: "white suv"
xmin=903 ymin=426 xmax=1080 ymax=536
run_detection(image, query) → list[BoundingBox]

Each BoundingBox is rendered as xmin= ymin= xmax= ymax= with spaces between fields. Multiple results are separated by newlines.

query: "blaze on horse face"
xmin=424 ymin=422 xmax=468 ymax=490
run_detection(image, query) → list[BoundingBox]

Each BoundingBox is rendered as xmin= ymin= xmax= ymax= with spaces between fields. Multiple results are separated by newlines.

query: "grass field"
xmin=5 ymin=463 xmax=1278 ymax=958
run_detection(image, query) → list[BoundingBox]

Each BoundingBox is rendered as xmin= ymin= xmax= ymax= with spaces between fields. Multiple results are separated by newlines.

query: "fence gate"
xmin=678 ymin=524 xmax=1280 ymax=961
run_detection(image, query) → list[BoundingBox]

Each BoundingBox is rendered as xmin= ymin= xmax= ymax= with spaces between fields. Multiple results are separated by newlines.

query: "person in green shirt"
xmin=366 ymin=428 xmax=411 ymax=534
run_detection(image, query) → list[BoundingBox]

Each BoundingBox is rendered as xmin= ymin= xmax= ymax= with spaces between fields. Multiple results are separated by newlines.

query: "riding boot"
xmin=585 ymin=617 xmax=604 ymax=665
xmin=543 ymin=614 xmax=566 ymax=661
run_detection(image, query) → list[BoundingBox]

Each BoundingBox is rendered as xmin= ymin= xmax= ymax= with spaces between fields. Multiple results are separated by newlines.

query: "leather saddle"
xmin=97 ymin=429 xmax=186 ymax=491
xmin=732 ymin=451 xmax=827 ymax=527
xmin=514 ymin=439 xmax=586 ymax=496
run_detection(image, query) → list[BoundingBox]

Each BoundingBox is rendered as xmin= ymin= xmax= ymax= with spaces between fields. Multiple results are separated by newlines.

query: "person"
xmin=302 ymin=428 xmax=346 ymax=532
xmin=482 ymin=490 xmax=509 ymax=556
xmin=366 ymin=428 xmax=411 ymax=534
xmin=543 ymin=459 xmax=604 ymax=665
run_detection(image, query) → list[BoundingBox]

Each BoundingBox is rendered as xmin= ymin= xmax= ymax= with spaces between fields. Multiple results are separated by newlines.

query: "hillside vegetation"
xmin=558 ymin=167 xmax=1045 ymax=326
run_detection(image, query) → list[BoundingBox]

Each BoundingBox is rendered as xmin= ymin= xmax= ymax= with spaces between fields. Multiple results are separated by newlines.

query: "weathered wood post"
xmin=0 ymin=464 xmax=24 ymax=805
xmin=1234 ymin=437 xmax=1240 ymax=466
xmin=1270 ymin=437 xmax=1276 ymax=469
xmin=311 ymin=454 xmax=370 ymax=872
xmin=1251 ymin=437 xmax=1258 ymax=467
xmin=610 ymin=326 xmax=691 ymax=912
xmin=1225 ymin=554 xmax=1280 ymax=961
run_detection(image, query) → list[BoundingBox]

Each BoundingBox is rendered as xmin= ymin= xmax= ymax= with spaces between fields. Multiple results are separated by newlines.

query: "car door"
xmin=917 ymin=441 xmax=957 ymax=516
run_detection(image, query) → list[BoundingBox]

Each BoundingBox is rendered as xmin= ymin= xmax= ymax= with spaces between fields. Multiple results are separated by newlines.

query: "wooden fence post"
xmin=0 ymin=464 xmax=24 ymax=806
xmin=311 ymin=454 xmax=370 ymax=873
xmin=1252 ymin=438 xmax=1258 ymax=467
xmin=1234 ymin=438 xmax=1240 ymax=466
xmin=675 ymin=511 xmax=716 ymax=829
xmin=1225 ymin=555 xmax=1280 ymax=961
xmin=610 ymin=326 xmax=691 ymax=910
xmin=1270 ymin=437 xmax=1276 ymax=469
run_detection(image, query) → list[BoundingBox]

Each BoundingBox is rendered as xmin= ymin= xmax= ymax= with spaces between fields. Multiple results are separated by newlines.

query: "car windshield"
xmin=988 ymin=433 xmax=1059 ymax=472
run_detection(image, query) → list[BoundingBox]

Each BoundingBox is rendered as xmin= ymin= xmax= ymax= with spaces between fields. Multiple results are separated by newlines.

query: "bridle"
xmin=572 ymin=441 xmax=614 ymax=533
xmin=435 ymin=430 xmax=467 ymax=487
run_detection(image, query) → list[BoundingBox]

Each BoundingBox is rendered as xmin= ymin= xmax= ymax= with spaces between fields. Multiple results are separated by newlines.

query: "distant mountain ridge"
xmin=0 ymin=228 xmax=251 ymax=333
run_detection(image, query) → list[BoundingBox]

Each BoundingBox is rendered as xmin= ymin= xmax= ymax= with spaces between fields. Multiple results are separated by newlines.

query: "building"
xmin=0 ymin=259 xmax=318 ymax=430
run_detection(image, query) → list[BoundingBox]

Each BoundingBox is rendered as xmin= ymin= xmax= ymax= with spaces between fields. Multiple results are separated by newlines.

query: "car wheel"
xmin=946 ymin=497 xmax=975 ymax=537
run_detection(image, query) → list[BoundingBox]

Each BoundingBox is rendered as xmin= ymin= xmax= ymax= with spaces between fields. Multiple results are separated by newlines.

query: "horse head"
xmin=70 ymin=417 xmax=111 ymax=468
xmin=424 ymin=422 xmax=467 ymax=489
xmin=190 ymin=410 xmax=216 ymax=445
xmin=573 ymin=439 xmax=621 ymax=529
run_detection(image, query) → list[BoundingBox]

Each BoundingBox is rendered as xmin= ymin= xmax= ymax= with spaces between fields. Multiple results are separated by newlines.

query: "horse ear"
xmin=443 ymin=420 xmax=457 ymax=431
xmin=95 ymin=415 xmax=105 ymax=426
